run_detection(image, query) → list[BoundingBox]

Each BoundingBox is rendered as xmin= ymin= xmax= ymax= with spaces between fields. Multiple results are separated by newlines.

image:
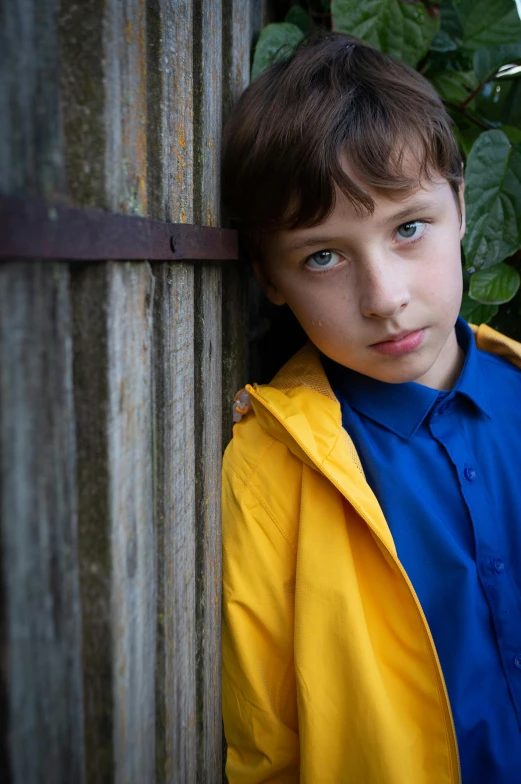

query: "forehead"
xmin=268 ymin=176 xmax=453 ymax=255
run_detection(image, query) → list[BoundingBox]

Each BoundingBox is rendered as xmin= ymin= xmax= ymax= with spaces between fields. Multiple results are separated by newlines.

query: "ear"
xmin=458 ymin=180 xmax=466 ymax=240
xmin=252 ymin=259 xmax=286 ymax=306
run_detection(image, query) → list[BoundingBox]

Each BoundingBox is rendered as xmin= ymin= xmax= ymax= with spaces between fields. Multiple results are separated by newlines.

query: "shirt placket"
xmin=429 ymin=400 xmax=521 ymax=729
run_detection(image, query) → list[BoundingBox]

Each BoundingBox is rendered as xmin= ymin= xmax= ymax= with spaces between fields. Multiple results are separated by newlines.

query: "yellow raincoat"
xmin=222 ymin=324 xmax=521 ymax=783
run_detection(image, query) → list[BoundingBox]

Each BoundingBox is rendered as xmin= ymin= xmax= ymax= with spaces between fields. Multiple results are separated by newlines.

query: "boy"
xmin=221 ymin=33 xmax=521 ymax=783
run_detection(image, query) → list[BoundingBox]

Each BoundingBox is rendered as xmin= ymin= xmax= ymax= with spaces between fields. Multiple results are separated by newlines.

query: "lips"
xmin=370 ymin=328 xmax=425 ymax=357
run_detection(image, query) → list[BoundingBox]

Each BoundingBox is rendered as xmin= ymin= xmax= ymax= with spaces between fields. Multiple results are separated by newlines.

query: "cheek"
xmin=419 ymin=240 xmax=462 ymax=301
xmin=286 ymin=279 xmax=355 ymax=327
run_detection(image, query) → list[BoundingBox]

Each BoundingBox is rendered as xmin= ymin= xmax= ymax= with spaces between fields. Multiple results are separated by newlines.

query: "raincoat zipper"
xmin=246 ymin=382 xmax=462 ymax=784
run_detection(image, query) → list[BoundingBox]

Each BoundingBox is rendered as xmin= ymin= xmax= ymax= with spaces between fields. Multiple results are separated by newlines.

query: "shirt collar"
xmin=323 ymin=318 xmax=491 ymax=440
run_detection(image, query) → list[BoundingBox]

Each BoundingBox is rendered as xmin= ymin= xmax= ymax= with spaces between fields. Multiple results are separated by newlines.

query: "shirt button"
xmin=491 ymin=557 xmax=505 ymax=573
xmin=464 ymin=465 xmax=476 ymax=482
xmin=438 ymin=402 xmax=449 ymax=414
xmin=514 ymin=654 xmax=521 ymax=670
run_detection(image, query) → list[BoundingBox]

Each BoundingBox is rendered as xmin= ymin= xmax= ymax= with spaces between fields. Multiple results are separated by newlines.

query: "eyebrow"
xmin=386 ymin=199 xmax=435 ymax=225
xmin=284 ymin=198 xmax=436 ymax=252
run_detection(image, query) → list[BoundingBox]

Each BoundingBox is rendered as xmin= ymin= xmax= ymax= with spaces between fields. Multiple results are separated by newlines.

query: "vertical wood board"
xmin=221 ymin=0 xmax=251 ymax=441
xmin=0 ymin=264 xmax=85 ymax=784
xmin=148 ymin=1 xmax=197 ymax=782
xmin=107 ymin=262 xmax=156 ymax=784
xmin=0 ymin=2 xmax=85 ymax=781
xmin=70 ymin=263 xmax=114 ymax=784
xmin=194 ymin=0 xmax=223 ymax=780
xmin=103 ymin=3 xmax=156 ymax=782
xmin=104 ymin=0 xmax=148 ymax=216
xmin=151 ymin=262 xmax=197 ymax=784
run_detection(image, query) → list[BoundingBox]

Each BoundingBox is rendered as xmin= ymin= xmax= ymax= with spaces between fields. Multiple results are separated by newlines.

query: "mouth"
xmin=370 ymin=328 xmax=425 ymax=357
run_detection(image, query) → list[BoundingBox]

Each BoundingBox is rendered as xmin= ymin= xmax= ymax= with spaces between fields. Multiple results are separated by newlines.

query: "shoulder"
xmin=471 ymin=322 xmax=521 ymax=371
xmin=223 ymin=396 xmax=305 ymax=554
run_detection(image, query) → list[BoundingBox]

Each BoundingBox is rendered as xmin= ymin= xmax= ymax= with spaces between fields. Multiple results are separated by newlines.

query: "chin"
xmin=366 ymin=359 xmax=434 ymax=385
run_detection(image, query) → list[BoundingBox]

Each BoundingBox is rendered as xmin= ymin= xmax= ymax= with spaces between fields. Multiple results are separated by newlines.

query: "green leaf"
xmin=251 ymin=23 xmax=305 ymax=80
xmin=462 ymin=130 xmax=521 ymax=269
xmin=458 ymin=0 xmax=521 ymax=50
xmin=331 ymin=0 xmax=440 ymax=67
xmin=430 ymin=30 xmax=459 ymax=52
xmin=473 ymin=44 xmax=521 ymax=81
xmin=285 ymin=6 xmax=310 ymax=34
xmin=469 ymin=262 xmax=521 ymax=304
xmin=502 ymin=125 xmax=521 ymax=144
xmin=440 ymin=1 xmax=464 ymax=41
xmin=430 ymin=69 xmax=478 ymax=103
xmin=459 ymin=292 xmax=499 ymax=323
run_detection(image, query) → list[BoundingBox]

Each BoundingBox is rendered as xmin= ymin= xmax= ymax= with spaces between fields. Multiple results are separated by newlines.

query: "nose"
xmin=359 ymin=253 xmax=410 ymax=319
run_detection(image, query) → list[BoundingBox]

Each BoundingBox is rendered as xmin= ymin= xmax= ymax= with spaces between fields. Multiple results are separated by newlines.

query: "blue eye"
xmin=305 ymin=250 xmax=340 ymax=270
xmin=397 ymin=221 xmax=425 ymax=241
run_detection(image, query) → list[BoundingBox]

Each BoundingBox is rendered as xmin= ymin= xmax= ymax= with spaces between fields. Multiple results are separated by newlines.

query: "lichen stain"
xmin=181 ymin=211 xmax=187 ymax=224
xmin=125 ymin=19 xmax=133 ymax=44
xmin=136 ymin=175 xmax=146 ymax=206
xmin=178 ymin=131 xmax=186 ymax=149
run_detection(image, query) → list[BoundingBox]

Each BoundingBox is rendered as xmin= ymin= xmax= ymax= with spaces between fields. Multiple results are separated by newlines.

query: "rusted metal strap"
xmin=0 ymin=195 xmax=238 ymax=261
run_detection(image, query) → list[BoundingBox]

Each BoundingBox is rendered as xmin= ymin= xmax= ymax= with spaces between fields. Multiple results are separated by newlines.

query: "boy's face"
xmin=257 ymin=171 xmax=466 ymax=391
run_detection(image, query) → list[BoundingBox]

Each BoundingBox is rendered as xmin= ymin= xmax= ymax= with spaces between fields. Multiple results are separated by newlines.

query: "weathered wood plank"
xmin=194 ymin=265 xmax=223 ymax=784
xmin=0 ymin=264 xmax=85 ymax=784
xmin=0 ymin=2 xmax=85 ymax=782
xmin=59 ymin=5 xmax=114 ymax=782
xmin=147 ymin=1 xmax=197 ymax=782
xmin=61 ymin=1 xmax=156 ymax=781
xmin=151 ymin=262 xmax=196 ymax=784
xmin=103 ymin=3 xmax=156 ymax=782
xmin=107 ymin=262 xmax=156 ymax=784
xmin=70 ymin=264 xmax=114 ymax=784
xmin=194 ymin=0 xmax=223 ymax=780
xmin=222 ymin=0 xmax=251 ymax=442
xmin=104 ymin=0 xmax=148 ymax=216
xmin=70 ymin=265 xmax=156 ymax=784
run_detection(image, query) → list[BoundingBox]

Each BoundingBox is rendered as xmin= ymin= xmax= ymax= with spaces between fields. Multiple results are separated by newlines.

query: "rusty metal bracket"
xmin=0 ymin=195 xmax=238 ymax=262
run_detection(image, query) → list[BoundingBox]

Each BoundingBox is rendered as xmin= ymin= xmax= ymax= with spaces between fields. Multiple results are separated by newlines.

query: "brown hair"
xmin=221 ymin=32 xmax=463 ymax=256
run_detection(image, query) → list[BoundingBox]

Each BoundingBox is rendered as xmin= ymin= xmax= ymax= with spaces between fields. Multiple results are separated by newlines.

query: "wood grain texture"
xmin=151 ymin=262 xmax=197 ymax=784
xmin=194 ymin=0 xmax=223 ymax=780
xmin=0 ymin=264 xmax=85 ymax=784
xmin=63 ymin=1 xmax=156 ymax=781
xmin=194 ymin=265 xmax=223 ymax=784
xmin=103 ymin=4 xmax=157 ymax=783
xmin=103 ymin=0 xmax=148 ymax=216
xmin=59 ymin=0 xmax=106 ymax=209
xmin=70 ymin=264 xmax=114 ymax=784
xmin=0 ymin=0 xmax=65 ymax=200
xmin=59 ymin=4 xmax=116 ymax=782
xmin=221 ymin=0 xmax=250 ymax=443
xmin=2 ymin=1 xmax=254 ymax=782
xmin=107 ymin=262 xmax=156 ymax=784
xmin=0 ymin=2 xmax=85 ymax=782
xmin=147 ymin=1 xmax=197 ymax=782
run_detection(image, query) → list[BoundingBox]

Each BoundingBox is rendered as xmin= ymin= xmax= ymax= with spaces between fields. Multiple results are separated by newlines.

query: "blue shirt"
xmin=323 ymin=319 xmax=521 ymax=783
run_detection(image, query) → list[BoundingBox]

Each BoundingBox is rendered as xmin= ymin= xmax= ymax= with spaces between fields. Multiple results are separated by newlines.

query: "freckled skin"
xmin=256 ymin=175 xmax=466 ymax=392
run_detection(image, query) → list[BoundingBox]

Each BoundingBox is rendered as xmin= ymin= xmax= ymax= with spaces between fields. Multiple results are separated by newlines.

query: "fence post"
xmin=61 ymin=1 xmax=156 ymax=781
xmin=0 ymin=2 xmax=85 ymax=782
xmin=148 ymin=0 xmax=198 ymax=781
xmin=193 ymin=1 xmax=223 ymax=779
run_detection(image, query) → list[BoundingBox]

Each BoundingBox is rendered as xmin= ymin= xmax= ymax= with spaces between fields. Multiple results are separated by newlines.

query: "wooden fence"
xmin=0 ymin=1 xmax=265 ymax=781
